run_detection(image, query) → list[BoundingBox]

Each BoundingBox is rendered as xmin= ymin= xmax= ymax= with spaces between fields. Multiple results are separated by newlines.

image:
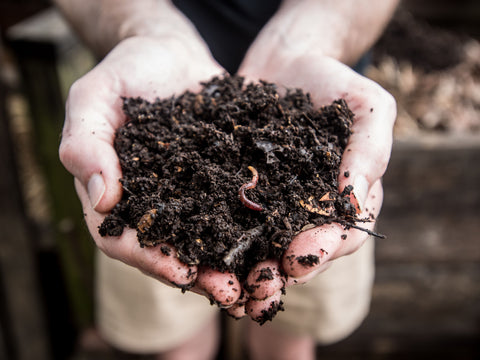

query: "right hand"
xmin=60 ymin=35 xmax=243 ymax=307
xmin=228 ymin=54 xmax=396 ymax=321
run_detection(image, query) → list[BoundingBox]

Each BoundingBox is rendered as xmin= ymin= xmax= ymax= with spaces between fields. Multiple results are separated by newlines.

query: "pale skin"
xmin=55 ymin=0 xmax=398 ymax=359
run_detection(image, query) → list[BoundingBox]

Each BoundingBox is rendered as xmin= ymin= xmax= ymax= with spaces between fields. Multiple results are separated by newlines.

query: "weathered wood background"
xmin=316 ymin=136 xmax=480 ymax=359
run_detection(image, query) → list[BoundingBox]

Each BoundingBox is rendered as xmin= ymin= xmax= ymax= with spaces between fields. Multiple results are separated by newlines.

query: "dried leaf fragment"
xmin=299 ymin=196 xmax=334 ymax=216
xmin=319 ymin=192 xmax=334 ymax=202
xmin=137 ymin=209 xmax=158 ymax=233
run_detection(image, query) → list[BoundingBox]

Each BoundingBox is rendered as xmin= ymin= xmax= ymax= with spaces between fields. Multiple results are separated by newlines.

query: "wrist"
xmin=115 ymin=33 xmax=218 ymax=71
xmin=239 ymin=0 xmax=398 ymax=76
xmin=117 ymin=2 xmax=207 ymax=51
xmin=55 ymin=0 xmax=212 ymax=59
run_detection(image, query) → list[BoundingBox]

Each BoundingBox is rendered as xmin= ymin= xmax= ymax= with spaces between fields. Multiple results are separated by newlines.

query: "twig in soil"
xmin=345 ymin=216 xmax=374 ymax=223
xmin=238 ymin=166 xmax=263 ymax=211
xmin=345 ymin=223 xmax=386 ymax=239
xmin=223 ymin=226 xmax=265 ymax=266
xmin=121 ymin=183 xmax=134 ymax=196
xmin=302 ymin=112 xmax=323 ymax=137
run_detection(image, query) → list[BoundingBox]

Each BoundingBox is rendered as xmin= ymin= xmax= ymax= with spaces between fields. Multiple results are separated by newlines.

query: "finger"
xmin=245 ymin=290 xmax=284 ymax=324
xmin=282 ymin=223 xmax=343 ymax=279
xmin=245 ymin=260 xmax=285 ymax=300
xmin=60 ymin=71 xmax=125 ymax=213
xmin=75 ymin=179 xmax=197 ymax=288
xmin=338 ymin=75 xmax=396 ymax=211
xmin=225 ymin=290 xmax=249 ymax=319
xmin=226 ymin=303 xmax=247 ymax=319
xmin=333 ymin=179 xmax=384 ymax=258
xmin=134 ymin=243 xmax=198 ymax=290
xmin=285 ymin=261 xmax=333 ymax=287
xmin=282 ymin=179 xmax=384 ymax=279
xmin=194 ymin=267 xmax=241 ymax=308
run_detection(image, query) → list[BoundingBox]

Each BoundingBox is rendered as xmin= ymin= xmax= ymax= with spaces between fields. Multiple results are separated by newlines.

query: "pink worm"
xmin=238 ymin=166 xmax=263 ymax=211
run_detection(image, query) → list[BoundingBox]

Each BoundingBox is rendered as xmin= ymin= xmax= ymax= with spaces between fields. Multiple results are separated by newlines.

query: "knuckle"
xmin=95 ymin=241 xmax=109 ymax=256
xmin=365 ymin=143 xmax=390 ymax=177
xmin=58 ymin=138 xmax=75 ymax=170
xmin=382 ymin=92 xmax=398 ymax=125
xmin=382 ymin=90 xmax=397 ymax=113
xmin=68 ymin=77 xmax=87 ymax=100
xmin=374 ymin=85 xmax=397 ymax=123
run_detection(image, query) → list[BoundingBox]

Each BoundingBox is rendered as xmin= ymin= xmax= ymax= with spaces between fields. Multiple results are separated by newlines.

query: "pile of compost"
xmin=372 ymin=10 xmax=465 ymax=73
xmin=369 ymin=9 xmax=480 ymax=135
xmin=99 ymin=75 xmax=360 ymax=281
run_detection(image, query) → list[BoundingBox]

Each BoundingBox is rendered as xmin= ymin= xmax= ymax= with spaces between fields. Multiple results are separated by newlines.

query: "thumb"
xmin=59 ymin=77 xmax=124 ymax=213
xmin=338 ymin=80 xmax=397 ymax=211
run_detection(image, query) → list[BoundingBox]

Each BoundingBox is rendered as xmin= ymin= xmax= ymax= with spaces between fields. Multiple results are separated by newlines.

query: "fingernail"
xmin=87 ymin=173 xmax=105 ymax=209
xmin=352 ymin=175 xmax=369 ymax=212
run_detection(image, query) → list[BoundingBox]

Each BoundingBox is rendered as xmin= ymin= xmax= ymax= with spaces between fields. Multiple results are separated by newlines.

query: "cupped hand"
xmin=59 ymin=35 xmax=242 ymax=307
xmin=230 ymin=55 xmax=397 ymax=320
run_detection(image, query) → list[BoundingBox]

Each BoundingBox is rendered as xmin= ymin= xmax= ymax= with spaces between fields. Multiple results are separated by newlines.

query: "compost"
xmin=99 ymin=75 xmax=361 ymax=282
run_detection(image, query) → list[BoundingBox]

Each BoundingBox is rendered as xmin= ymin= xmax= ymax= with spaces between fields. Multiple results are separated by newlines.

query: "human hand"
xmin=227 ymin=55 xmax=396 ymax=320
xmin=60 ymin=36 xmax=245 ymax=307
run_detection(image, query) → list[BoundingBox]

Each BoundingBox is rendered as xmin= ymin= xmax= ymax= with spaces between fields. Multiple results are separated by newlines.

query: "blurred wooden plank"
xmin=371 ymin=262 xmax=480 ymax=337
xmin=328 ymin=135 xmax=480 ymax=358
xmin=377 ymin=135 xmax=480 ymax=262
xmin=317 ymin=261 xmax=480 ymax=359
xmin=0 ymin=1 xmax=49 ymax=34
xmin=6 ymin=8 xmax=95 ymax=332
xmin=0 ymin=62 xmax=50 ymax=360
xmin=317 ymin=334 xmax=479 ymax=360
xmin=314 ymin=135 xmax=480 ymax=359
xmin=6 ymin=6 xmax=77 ymax=52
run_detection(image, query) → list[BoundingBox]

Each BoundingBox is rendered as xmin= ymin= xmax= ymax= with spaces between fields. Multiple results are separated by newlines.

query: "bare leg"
xmin=156 ymin=315 xmax=220 ymax=360
xmin=247 ymin=321 xmax=315 ymax=360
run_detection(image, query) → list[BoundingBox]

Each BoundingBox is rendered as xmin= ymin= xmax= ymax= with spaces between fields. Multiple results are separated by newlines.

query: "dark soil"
xmin=99 ymin=75 xmax=360 ymax=282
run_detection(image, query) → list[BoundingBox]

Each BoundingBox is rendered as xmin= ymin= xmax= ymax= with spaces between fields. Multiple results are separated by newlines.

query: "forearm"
xmin=53 ymin=0 xmax=208 ymax=58
xmin=241 ymin=0 xmax=399 ymax=74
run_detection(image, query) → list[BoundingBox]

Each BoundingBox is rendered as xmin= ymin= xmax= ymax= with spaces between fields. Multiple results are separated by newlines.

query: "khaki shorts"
xmin=96 ymin=239 xmax=374 ymax=353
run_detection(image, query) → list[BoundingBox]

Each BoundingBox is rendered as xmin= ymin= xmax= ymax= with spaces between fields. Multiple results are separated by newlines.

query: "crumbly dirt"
xmin=99 ymin=75 xmax=360 ymax=281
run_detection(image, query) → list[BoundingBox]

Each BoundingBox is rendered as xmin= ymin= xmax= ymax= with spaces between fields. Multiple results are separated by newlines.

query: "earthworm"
xmin=239 ymin=166 xmax=263 ymax=211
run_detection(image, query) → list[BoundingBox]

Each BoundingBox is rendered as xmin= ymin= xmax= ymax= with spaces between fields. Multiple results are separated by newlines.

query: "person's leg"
xmin=156 ymin=315 xmax=220 ymax=360
xmin=96 ymin=251 xmax=219 ymax=356
xmin=246 ymin=321 xmax=315 ymax=360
